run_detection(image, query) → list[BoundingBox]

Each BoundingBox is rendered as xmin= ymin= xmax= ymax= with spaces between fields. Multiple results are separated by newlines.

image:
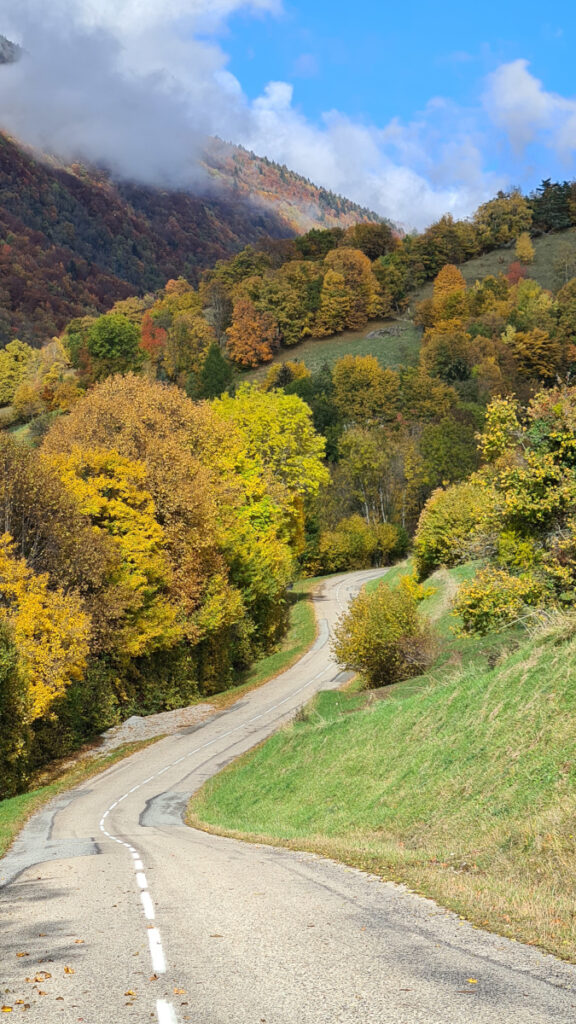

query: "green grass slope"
xmin=249 ymin=227 xmax=576 ymax=377
xmin=190 ymin=566 xmax=576 ymax=960
xmin=248 ymin=319 xmax=422 ymax=378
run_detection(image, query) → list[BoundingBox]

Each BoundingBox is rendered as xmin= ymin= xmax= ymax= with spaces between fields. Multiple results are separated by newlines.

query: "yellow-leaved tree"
xmin=44 ymin=448 xmax=181 ymax=658
xmin=515 ymin=232 xmax=535 ymax=265
xmin=0 ymin=534 xmax=90 ymax=721
xmin=213 ymin=384 xmax=329 ymax=556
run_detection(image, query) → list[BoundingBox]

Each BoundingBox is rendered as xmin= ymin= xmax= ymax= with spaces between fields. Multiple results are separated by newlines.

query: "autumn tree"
xmin=226 ymin=295 xmax=278 ymax=367
xmin=213 ymin=384 xmax=328 ymax=552
xmin=332 ymin=355 xmax=400 ymax=424
xmin=314 ymin=269 xmax=351 ymax=336
xmin=332 ymin=578 xmax=434 ymax=687
xmin=433 ymin=264 xmax=466 ymax=300
xmin=47 ymin=448 xmax=181 ymax=658
xmin=42 ymin=376 xmax=232 ymax=636
xmin=473 ymin=190 xmax=533 ymax=248
xmin=0 ymin=340 xmax=34 ymax=406
xmin=515 ymin=232 xmax=535 ymax=265
xmin=501 ymin=325 xmax=562 ymax=382
xmin=414 ymin=479 xmax=489 ymax=578
xmin=262 ymin=360 xmax=310 ymax=392
xmin=213 ymin=384 xmax=328 ymax=512
xmin=140 ymin=311 xmax=167 ymax=366
xmin=164 ymin=311 xmax=217 ymax=384
xmin=41 ymin=375 xmax=302 ymax=687
xmin=0 ymin=534 xmax=90 ymax=721
xmin=323 ymin=248 xmax=383 ymax=329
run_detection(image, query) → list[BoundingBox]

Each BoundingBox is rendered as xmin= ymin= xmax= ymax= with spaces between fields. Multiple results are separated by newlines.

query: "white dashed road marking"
xmin=147 ymin=927 xmax=167 ymax=974
xmin=156 ymin=999 xmax=178 ymax=1024
xmin=96 ymin=571 xmax=380 ymax=1024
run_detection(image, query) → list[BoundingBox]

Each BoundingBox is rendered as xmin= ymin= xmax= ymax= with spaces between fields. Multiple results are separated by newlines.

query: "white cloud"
xmin=3 ymin=4 xmax=563 ymax=230
xmin=484 ymin=59 xmax=576 ymax=161
xmin=239 ymin=88 xmax=501 ymax=228
xmin=0 ymin=0 xmax=266 ymax=184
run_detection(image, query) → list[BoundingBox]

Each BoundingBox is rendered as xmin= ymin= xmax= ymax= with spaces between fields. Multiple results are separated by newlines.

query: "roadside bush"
xmin=414 ymin=479 xmax=489 ymax=579
xmin=332 ymin=578 xmax=435 ymax=687
xmin=454 ymin=567 xmax=547 ymax=635
xmin=317 ymin=515 xmax=378 ymax=573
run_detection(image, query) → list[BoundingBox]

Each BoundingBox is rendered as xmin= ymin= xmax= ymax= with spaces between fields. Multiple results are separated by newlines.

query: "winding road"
xmin=1 ymin=568 xmax=576 ymax=1023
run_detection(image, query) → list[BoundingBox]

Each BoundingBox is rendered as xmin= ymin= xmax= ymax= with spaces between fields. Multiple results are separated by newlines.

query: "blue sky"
xmin=2 ymin=1 xmax=576 ymax=228
xmin=222 ymin=1 xmax=576 ymax=199
xmin=225 ymin=3 xmax=570 ymax=125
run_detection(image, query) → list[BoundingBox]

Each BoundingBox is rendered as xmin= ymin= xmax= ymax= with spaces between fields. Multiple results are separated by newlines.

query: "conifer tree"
xmin=197 ymin=343 xmax=234 ymax=399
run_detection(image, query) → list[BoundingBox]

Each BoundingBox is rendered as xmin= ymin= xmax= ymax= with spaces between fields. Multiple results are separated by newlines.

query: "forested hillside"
xmin=203 ymin=138 xmax=384 ymax=234
xmin=0 ymin=132 xmax=381 ymax=346
xmin=3 ymin=172 xmax=576 ymax=801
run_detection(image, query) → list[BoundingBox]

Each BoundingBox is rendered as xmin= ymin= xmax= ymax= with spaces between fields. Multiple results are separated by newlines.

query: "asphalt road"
xmin=2 ymin=568 xmax=576 ymax=1023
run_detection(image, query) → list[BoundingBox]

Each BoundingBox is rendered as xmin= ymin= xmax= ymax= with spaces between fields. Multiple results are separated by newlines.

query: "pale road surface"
xmin=2 ymin=569 xmax=576 ymax=1023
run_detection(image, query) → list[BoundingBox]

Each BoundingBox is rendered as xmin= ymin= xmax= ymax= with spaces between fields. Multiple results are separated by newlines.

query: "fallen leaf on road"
xmin=149 ymin=975 xmax=158 ymax=982
xmin=209 ymin=934 xmax=223 ymax=938
xmin=63 ymin=968 xmax=74 ymax=975
xmin=467 ymin=979 xmax=478 ymax=984
xmin=56 ymin=998 xmax=64 ymax=1001
xmin=36 ymin=991 xmax=47 ymax=997
xmin=16 ymin=953 xmax=29 ymax=959
xmin=174 ymin=988 xmax=185 ymax=995
xmin=34 ymin=973 xmax=51 ymax=982
xmin=1 ymin=1008 xmax=12 ymax=1013
xmin=74 ymin=941 xmax=84 ymax=946
xmin=124 ymin=991 xmax=136 ymax=997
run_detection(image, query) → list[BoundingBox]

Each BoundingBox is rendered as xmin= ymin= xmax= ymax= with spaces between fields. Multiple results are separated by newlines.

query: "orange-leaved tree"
xmin=226 ymin=295 xmax=278 ymax=367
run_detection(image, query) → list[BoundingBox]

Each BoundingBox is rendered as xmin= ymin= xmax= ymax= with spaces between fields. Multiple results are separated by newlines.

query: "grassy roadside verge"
xmin=189 ymin=565 xmax=576 ymax=961
xmin=0 ymin=739 xmax=159 ymax=858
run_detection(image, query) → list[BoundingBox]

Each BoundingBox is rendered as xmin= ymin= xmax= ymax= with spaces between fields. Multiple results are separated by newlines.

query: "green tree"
xmin=0 ymin=622 xmax=31 ymax=798
xmin=190 ymin=343 xmax=234 ymax=399
xmin=87 ymin=313 xmax=143 ymax=379
xmin=414 ymin=479 xmax=490 ymax=579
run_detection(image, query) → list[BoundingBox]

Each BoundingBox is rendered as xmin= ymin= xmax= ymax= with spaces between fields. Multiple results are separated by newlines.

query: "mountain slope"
xmin=0 ymin=129 xmax=381 ymax=346
xmin=204 ymin=137 xmax=383 ymax=234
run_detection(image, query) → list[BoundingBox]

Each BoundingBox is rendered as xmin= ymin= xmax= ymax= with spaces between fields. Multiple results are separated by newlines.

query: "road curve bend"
xmin=1 ymin=568 xmax=576 ymax=1023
